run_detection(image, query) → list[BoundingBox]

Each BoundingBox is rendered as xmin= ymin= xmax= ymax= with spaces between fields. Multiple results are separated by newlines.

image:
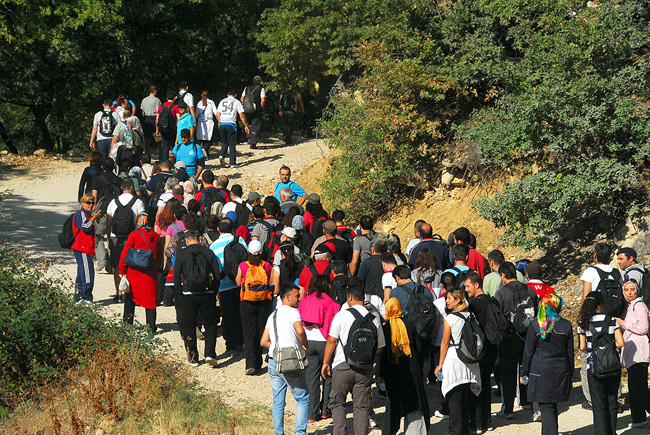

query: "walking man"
xmin=140 ymin=85 xmax=161 ymax=155
xmin=89 ymin=99 xmax=119 ymax=157
xmin=216 ymin=89 xmax=249 ymax=169
xmin=241 ymin=75 xmax=266 ymax=149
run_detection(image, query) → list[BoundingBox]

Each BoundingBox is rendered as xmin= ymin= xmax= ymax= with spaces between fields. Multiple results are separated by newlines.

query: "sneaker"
xmin=196 ymin=328 xmax=205 ymax=340
xmin=434 ymin=410 xmax=449 ymax=419
xmin=368 ymin=416 xmax=377 ymax=428
xmin=629 ymin=421 xmax=649 ymax=428
xmin=245 ymin=368 xmax=255 ymax=375
xmin=532 ymin=411 xmax=542 ymax=422
xmin=321 ymin=410 xmax=331 ymax=420
xmin=308 ymin=419 xmax=317 ymax=424
xmin=482 ymin=426 xmax=494 ymax=432
xmin=205 ymin=357 xmax=218 ymax=368
xmin=496 ymin=410 xmax=514 ymax=420
xmin=186 ymin=360 xmax=199 ymax=368
xmin=470 ymin=429 xmax=483 ymax=434
xmin=219 ymin=156 xmax=226 ymax=166
xmin=229 ymin=164 xmax=238 ymax=169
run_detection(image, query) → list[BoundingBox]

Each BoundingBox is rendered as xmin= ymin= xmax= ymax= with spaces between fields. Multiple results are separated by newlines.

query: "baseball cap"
xmin=322 ymin=220 xmax=337 ymax=234
xmin=247 ymin=191 xmax=261 ymax=202
xmin=314 ymin=244 xmax=332 ymax=255
xmin=180 ymin=128 xmax=191 ymax=138
xmin=226 ymin=211 xmax=238 ymax=225
xmin=174 ymin=160 xmax=186 ymax=169
xmin=248 ymin=240 xmax=263 ymax=255
xmin=307 ymin=193 xmax=321 ymax=205
xmin=282 ymin=227 xmax=297 ymax=239
xmin=253 ymin=75 xmax=262 ymax=82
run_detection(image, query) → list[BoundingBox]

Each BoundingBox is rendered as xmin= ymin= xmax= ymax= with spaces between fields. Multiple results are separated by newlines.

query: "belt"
xmin=144 ymin=113 xmax=157 ymax=117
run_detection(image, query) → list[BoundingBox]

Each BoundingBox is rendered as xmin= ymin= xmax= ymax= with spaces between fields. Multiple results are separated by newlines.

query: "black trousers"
xmin=143 ymin=115 xmax=156 ymax=155
xmin=588 ymin=370 xmax=620 ymax=435
xmin=218 ymin=124 xmax=237 ymax=165
xmin=240 ymin=299 xmax=271 ymax=370
xmin=281 ymin=110 xmax=296 ymax=143
xmin=218 ymin=289 xmax=244 ymax=350
xmin=123 ymin=290 xmax=156 ymax=333
xmin=159 ymin=131 xmax=174 ymax=161
xmin=628 ymin=362 xmax=650 ymax=423
xmin=109 ymin=237 xmax=127 ymax=293
xmin=306 ymin=339 xmax=332 ymax=420
xmin=539 ymin=402 xmax=559 ymax=435
xmin=499 ymin=333 xmax=527 ymax=413
xmin=469 ymin=351 xmax=496 ymax=430
xmin=447 ymin=383 xmax=471 ymax=434
xmin=179 ymin=292 xmax=219 ymax=363
xmin=247 ymin=116 xmax=261 ymax=147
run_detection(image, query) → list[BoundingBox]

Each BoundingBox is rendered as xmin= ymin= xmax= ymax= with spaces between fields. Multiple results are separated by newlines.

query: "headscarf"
xmin=538 ymin=293 xmax=563 ymax=339
xmin=292 ymin=215 xmax=305 ymax=230
xmin=136 ymin=213 xmax=149 ymax=229
xmin=384 ymin=297 xmax=411 ymax=361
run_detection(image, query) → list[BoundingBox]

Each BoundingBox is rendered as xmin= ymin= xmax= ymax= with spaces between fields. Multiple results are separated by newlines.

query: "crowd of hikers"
xmin=59 ymin=82 xmax=650 ymax=435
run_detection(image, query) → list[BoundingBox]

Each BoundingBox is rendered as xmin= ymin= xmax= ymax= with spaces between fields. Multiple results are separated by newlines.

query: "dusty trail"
xmin=0 ymin=138 xmax=644 ymax=434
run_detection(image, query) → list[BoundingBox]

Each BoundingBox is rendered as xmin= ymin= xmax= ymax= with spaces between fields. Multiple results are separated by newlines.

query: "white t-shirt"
xmin=157 ymin=191 xmax=173 ymax=208
xmin=342 ymin=294 xmax=386 ymax=318
xmin=328 ymin=304 xmax=386 ymax=369
xmin=580 ymin=264 xmax=623 ymax=290
xmin=305 ymin=325 xmax=327 ymax=342
xmin=273 ymin=245 xmax=300 ymax=266
xmin=106 ymin=193 xmax=145 ymax=237
xmin=241 ymin=86 xmax=267 ymax=102
xmin=265 ymin=305 xmax=302 ymax=354
xmin=382 ymin=271 xmax=397 ymax=290
xmin=179 ymin=91 xmax=194 ymax=108
xmin=221 ymin=197 xmax=244 ymax=216
xmin=196 ymin=99 xmax=217 ymax=120
xmin=93 ymin=110 xmax=121 ymax=140
xmin=217 ymin=97 xmax=245 ymax=125
xmin=433 ymin=297 xmax=447 ymax=346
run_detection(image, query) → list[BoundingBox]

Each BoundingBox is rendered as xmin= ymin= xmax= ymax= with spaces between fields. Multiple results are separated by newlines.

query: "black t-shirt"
xmin=469 ymin=293 xmax=498 ymax=356
xmin=91 ymin=171 xmax=120 ymax=199
xmin=315 ymin=238 xmax=349 ymax=263
xmin=358 ymin=254 xmax=384 ymax=297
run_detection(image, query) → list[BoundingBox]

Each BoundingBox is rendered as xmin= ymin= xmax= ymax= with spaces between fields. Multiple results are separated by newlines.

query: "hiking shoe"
xmin=368 ymin=416 xmax=377 ymax=428
xmin=470 ymin=429 xmax=483 ymax=435
xmin=229 ymin=164 xmax=238 ymax=169
xmin=434 ymin=410 xmax=449 ymax=419
xmin=532 ymin=411 xmax=542 ymax=422
xmin=245 ymin=368 xmax=255 ymax=375
xmin=205 ymin=357 xmax=218 ymax=368
xmin=629 ymin=421 xmax=649 ymax=428
xmin=321 ymin=410 xmax=331 ymax=420
xmin=496 ymin=410 xmax=514 ymax=420
xmin=219 ymin=156 xmax=226 ymax=166
xmin=196 ymin=328 xmax=204 ymax=340
xmin=186 ymin=360 xmax=199 ymax=368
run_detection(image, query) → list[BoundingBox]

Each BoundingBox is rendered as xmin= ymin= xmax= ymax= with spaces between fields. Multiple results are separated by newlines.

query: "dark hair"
xmin=594 ymin=242 xmax=612 ymax=264
xmin=468 ymin=233 xmax=477 ymax=249
xmin=279 ymin=283 xmax=298 ymax=300
xmin=90 ymin=151 xmax=103 ymax=167
xmin=178 ymin=80 xmax=188 ymax=89
xmin=305 ymin=201 xmax=328 ymax=219
xmin=219 ymin=218 xmax=233 ymax=234
xmin=579 ymin=291 xmax=604 ymax=330
xmin=120 ymin=177 xmax=134 ymax=191
xmin=102 ymin=157 xmax=115 ymax=171
xmin=103 ymin=98 xmax=112 ymax=106
xmin=140 ymin=153 xmax=151 ymax=165
xmin=280 ymin=244 xmax=298 ymax=277
xmin=227 ymin=88 xmax=237 ymax=96
xmin=172 ymin=203 xmax=187 ymax=220
xmin=346 ymin=277 xmax=365 ymax=302
xmin=282 ymin=207 xmax=300 ymax=227
xmin=392 ymin=264 xmax=411 ymax=280
xmin=279 ymin=165 xmax=291 ymax=175
xmin=359 ymin=215 xmax=374 ymax=230
xmin=331 ymin=260 xmax=348 ymax=275
xmin=414 ymin=219 xmax=426 ymax=232
xmin=310 ymin=275 xmax=330 ymax=299
xmin=182 ymin=212 xmax=202 ymax=231
xmin=332 ymin=210 xmax=345 ymax=222
xmin=440 ymin=271 xmax=456 ymax=291
xmin=415 ymin=248 xmax=440 ymax=272
xmin=453 ymin=244 xmax=470 ymax=262
xmin=454 ymin=227 xmax=471 ymax=245
xmin=464 ymin=271 xmax=482 ymax=288
xmin=187 ymin=199 xmax=200 ymax=214
xmin=252 ymin=205 xmax=265 ymax=219
xmin=372 ymin=238 xmax=388 ymax=254
xmin=160 ymin=160 xmax=172 ymax=171
xmin=206 ymin=214 xmax=219 ymax=230
xmin=231 ymin=184 xmax=243 ymax=197
xmin=498 ymin=262 xmax=517 ymax=280
xmin=202 ymin=170 xmax=215 ymax=185
xmin=488 ymin=250 xmax=505 ymax=266
xmin=118 ymin=161 xmax=130 ymax=174
xmin=263 ymin=197 xmax=280 ymax=216
xmin=247 ymin=252 xmax=262 ymax=266
xmin=381 ymin=252 xmax=396 ymax=265
xmin=166 ymin=90 xmax=177 ymax=100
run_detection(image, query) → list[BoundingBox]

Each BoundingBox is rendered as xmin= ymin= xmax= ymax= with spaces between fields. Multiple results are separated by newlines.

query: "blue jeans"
xmin=268 ymin=357 xmax=309 ymax=435
xmin=97 ymin=138 xmax=112 ymax=158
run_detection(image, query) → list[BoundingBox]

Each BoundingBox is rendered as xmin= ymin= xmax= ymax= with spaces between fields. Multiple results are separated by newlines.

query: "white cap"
xmin=248 ymin=240 xmax=263 ymax=255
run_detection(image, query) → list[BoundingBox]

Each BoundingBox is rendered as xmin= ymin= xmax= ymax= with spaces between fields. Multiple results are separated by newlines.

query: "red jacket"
xmin=71 ymin=209 xmax=95 ymax=255
xmin=467 ymin=247 xmax=487 ymax=279
xmin=526 ymin=281 xmax=555 ymax=299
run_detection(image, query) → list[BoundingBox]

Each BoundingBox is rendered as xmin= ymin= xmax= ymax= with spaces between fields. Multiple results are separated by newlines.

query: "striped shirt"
xmin=577 ymin=313 xmax=619 ymax=363
xmin=210 ymin=234 xmax=248 ymax=292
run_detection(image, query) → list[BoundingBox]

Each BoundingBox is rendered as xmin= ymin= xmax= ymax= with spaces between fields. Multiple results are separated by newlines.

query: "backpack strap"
xmin=589 ymin=315 xmax=612 ymax=342
xmin=308 ymin=263 xmax=318 ymax=279
xmin=272 ymin=310 xmax=279 ymax=345
xmin=347 ymin=307 xmax=363 ymax=321
xmin=449 ymin=311 xmax=467 ymax=346
xmin=136 ymin=228 xmax=152 ymax=250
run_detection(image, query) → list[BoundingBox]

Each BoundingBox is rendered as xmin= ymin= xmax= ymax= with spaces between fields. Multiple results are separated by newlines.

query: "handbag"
xmin=124 ymin=229 xmax=153 ymax=268
xmin=272 ymin=310 xmax=309 ymax=373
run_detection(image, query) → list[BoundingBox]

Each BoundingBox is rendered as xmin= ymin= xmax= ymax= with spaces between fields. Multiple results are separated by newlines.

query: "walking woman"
xmin=411 ymin=247 xmax=442 ymax=297
xmin=298 ymin=275 xmax=340 ymax=423
xmin=434 ymin=288 xmax=481 ymax=434
xmin=196 ymin=90 xmax=217 ymax=156
xmin=380 ymin=297 xmax=430 ymax=435
xmin=72 ymin=194 xmax=102 ymax=302
xmin=615 ymin=279 xmax=650 ymax=429
xmin=577 ymin=291 xmax=624 ymax=435
xmin=78 ymin=151 xmax=104 ymax=201
xmin=118 ymin=213 xmax=163 ymax=333
xmin=521 ymin=294 xmax=573 ymax=435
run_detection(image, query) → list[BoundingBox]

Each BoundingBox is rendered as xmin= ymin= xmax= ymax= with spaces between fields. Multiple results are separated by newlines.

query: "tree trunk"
xmin=0 ymin=119 xmax=18 ymax=154
xmin=31 ymin=104 xmax=54 ymax=151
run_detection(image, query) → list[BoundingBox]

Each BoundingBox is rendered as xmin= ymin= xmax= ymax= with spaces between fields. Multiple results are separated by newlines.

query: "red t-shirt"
xmin=527 ymin=281 xmax=555 ymax=299
xmin=467 ymin=247 xmax=487 ymax=279
xmin=298 ymin=260 xmax=335 ymax=290
xmin=157 ymin=101 xmax=180 ymax=128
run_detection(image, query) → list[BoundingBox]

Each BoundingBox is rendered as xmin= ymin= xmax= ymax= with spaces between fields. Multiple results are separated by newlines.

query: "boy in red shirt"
xmin=525 ymin=260 xmax=555 ymax=299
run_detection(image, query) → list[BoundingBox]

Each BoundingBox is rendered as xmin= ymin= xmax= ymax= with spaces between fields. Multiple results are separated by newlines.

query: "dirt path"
xmin=0 ymin=138 xmax=645 ymax=434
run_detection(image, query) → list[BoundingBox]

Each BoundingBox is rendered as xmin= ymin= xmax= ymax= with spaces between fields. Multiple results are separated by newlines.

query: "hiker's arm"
xmin=294 ymin=321 xmax=308 ymax=350
xmin=89 ymin=124 xmax=98 ymax=148
xmin=189 ymin=105 xmax=195 ymax=118
xmin=260 ymin=96 xmax=266 ymax=110
xmin=297 ymin=193 xmax=308 ymax=206
xmin=614 ymin=328 xmax=625 ymax=348
xmin=434 ymin=320 xmax=451 ymax=377
xmin=260 ymin=328 xmax=271 ymax=349
xmin=196 ymin=159 xmax=204 ymax=179
xmin=271 ymin=269 xmax=280 ymax=294
xmin=432 ymin=311 xmax=441 ymax=341
xmin=92 ymin=189 xmax=98 ymax=204
xmin=190 ymin=125 xmax=195 ymax=139
xmin=235 ymin=267 xmax=243 ymax=287
xmin=321 ymin=336 xmax=338 ymax=378
xmin=581 ymin=281 xmax=592 ymax=305
xmin=350 ymin=250 xmax=360 ymax=276
xmin=578 ymin=333 xmax=586 ymax=352
xmin=383 ymin=287 xmax=392 ymax=303
xmin=155 ymin=113 xmax=160 ymax=136
xmin=238 ymin=112 xmax=250 ymax=135
xmin=110 ymin=134 xmax=118 ymax=150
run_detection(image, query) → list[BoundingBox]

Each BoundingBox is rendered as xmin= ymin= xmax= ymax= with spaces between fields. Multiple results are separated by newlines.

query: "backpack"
xmin=149 ymin=173 xmax=171 ymax=212
xmin=259 ymin=220 xmax=283 ymax=260
xmin=111 ymin=196 xmax=137 ymax=238
xmin=279 ymin=256 xmax=306 ymax=289
xmin=222 ymin=237 xmax=248 ymax=281
xmin=589 ymin=315 xmax=621 ymax=379
xmin=626 ymin=265 xmax=650 ymax=308
xmin=311 ymin=215 xmax=327 ymax=238
xmin=307 ymin=263 xmax=332 ymax=293
xmin=510 ymin=285 xmax=536 ymax=336
xmin=344 ymin=308 xmax=378 ymax=371
xmin=483 ymin=297 xmax=509 ymax=345
xmin=243 ymin=85 xmax=260 ymax=115
xmin=592 ymin=267 xmax=625 ymax=317
xmin=242 ymin=261 xmax=271 ymax=301
xmin=99 ymin=110 xmax=116 ymax=136
xmin=359 ymin=231 xmax=380 ymax=263
xmin=183 ymin=249 xmax=212 ymax=292
xmin=234 ymin=201 xmax=251 ymax=229
xmin=200 ymin=187 xmax=224 ymax=214
xmin=452 ymin=266 xmax=473 ymax=291
xmin=400 ymin=284 xmax=436 ymax=341
xmin=98 ymin=175 xmax=122 ymax=213
xmin=158 ymin=102 xmax=176 ymax=136
xmin=339 ymin=228 xmax=355 ymax=262
xmin=58 ymin=213 xmax=78 ymax=249
xmin=331 ymin=275 xmax=350 ymax=305
xmin=280 ymin=92 xmax=294 ymax=111
xmin=450 ymin=312 xmax=486 ymax=364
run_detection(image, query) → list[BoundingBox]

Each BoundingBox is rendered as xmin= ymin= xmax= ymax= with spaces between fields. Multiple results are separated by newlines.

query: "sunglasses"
xmin=84 ymin=201 xmax=95 ymax=205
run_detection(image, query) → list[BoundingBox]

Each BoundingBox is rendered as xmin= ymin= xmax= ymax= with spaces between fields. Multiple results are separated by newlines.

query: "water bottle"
xmin=437 ymin=367 xmax=444 ymax=382
xmin=522 ymin=376 xmax=529 ymax=385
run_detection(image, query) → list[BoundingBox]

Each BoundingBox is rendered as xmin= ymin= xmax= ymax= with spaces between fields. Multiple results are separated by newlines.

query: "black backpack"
xmin=311 ymin=216 xmax=327 ymax=238
xmin=331 ymin=275 xmax=350 ymax=305
xmin=234 ymin=201 xmax=251 ymax=229
xmin=158 ymin=102 xmax=177 ymax=136
xmin=148 ymin=173 xmax=171 ymax=213
xmin=222 ymin=237 xmax=248 ymax=281
xmin=111 ymin=196 xmax=137 ymax=238
xmin=401 ymin=284 xmax=436 ymax=341
xmin=344 ymin=308 xmax=378 ymax=371
xmin=183 ymin=249 xmax=212 ymax=292
xmin=452 ymin=266 xmax=474 ymax=291
xmin=589 ymin=315 xmax=621 ymax=379
xmin=243 ymin=85 xmax=261 ymax=115
xmin=339 ymin=228 xmax=355 ymax=262
xmin=450 ymin=312 xmax=486 ymax=364
xmin=98 ymin=175 xmax=122 ymax=214
xmin=279 ymin=257 xmax=306 ymax=289
xmin=510 ymin=285 xmax=536 ymax=336
xmin=280 ymin=92 xmax=294 ymax=111
xmin=200 ymin=187 xmax=224 ymax=214
xmin=592 ymin=267 xmax=625 ymax=317
xmin=308 ymin=263 xmax=332 ymax=293
xmin=627 ymin=265 xmax=650 ymax=307
xmin=58 ymin=213 xmax=78 ymax=249
xmin=99 ymin=110 xmax=116 ymax=136
xmin=259 ymin=220 xmax=283 ymax=260
xmin=483 ymin=297 xmax=509 ymax=345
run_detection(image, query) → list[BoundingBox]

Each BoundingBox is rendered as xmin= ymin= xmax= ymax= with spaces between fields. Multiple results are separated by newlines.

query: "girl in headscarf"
xmin=615 ymin=279 xmax=650 ymax=429
xmin=522 ymin=293 xmax=573 ymax=435
xmin=379 ymin=297 xmax=429 ymax=435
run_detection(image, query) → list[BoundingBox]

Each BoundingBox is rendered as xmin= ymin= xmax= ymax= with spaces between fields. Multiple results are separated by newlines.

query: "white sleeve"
xmin=93 ymin=112 xmax=101 ymax=125
xmin=260 ymin=88 xmax=266 ymax=98
xmin=134 ymin=199 xmax=146 ymax=216
xmin=106 ymin=200 xmax=117 ymax=216
xmin=185 ymin=93 xmax=194 ymax=107
xmin=580 ymin=267 xmax=596 ymax=283
xmin=375 ymin=318 xmax=386 ymax=348
xmin=241 ymin=88 xmax=247 ymax=97
xmin=235 ymin=100 xmax=244 ymax=115
xmin=329 ymin=312 xmax=343 ymax=339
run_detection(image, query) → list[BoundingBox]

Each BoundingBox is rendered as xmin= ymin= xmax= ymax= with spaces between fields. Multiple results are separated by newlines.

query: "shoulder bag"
xmin=272 ymin=310 xmax=309 ymax=373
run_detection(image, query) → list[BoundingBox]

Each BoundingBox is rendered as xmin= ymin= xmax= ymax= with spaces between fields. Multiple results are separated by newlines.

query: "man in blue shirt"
xmin=274 ymin=165 xmax=307 ymax=205
xmin=176 ymin=101 xmax=195 ymax=146
xmin=172 ymin=129 xmax=204 ymax=178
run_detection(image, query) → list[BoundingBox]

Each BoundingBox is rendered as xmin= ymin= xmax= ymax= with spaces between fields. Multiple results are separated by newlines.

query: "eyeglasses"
xmin=84 ymin=201 xmax=95 ymax=205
